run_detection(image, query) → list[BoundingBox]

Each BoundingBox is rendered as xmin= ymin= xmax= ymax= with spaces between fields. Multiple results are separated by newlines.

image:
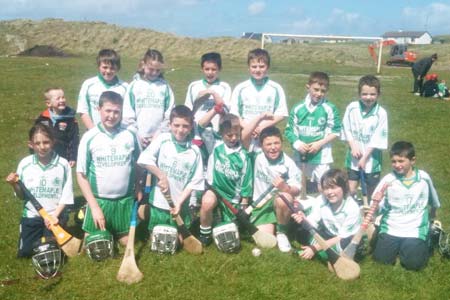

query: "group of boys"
xmin=32 ymin=47 xmax=440 ymax=271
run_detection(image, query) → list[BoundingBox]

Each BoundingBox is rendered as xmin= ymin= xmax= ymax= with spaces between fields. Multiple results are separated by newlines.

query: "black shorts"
xmin=347 ymin=169 xmax=381 ymax=187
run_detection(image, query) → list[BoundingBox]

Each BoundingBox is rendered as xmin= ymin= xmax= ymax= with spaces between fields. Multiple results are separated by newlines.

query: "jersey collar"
xmin=250 ymin=77 xmax=269 ymax=91
xmin=97 ymin=73 xmax=119 ymax=87
xmin=97 ymin=123 xmax=121 ymax=137
xmin=358 ymin=100 xmax=379 ymax=118
xmin=33 ymin=151 xmax=59 ymax=170
xmin=202 ymin=78 xmax=220 ymax=86
xmin=171 ymin=134 xmax=191 ymax=152
xmin=393 ymin=167 xmax=419 ymax=188
xmin=266 ymin=152 xmax=285 ymax=165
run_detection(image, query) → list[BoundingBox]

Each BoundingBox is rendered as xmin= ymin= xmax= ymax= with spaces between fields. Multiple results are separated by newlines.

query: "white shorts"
xmin=299 ymin=162 xmax=330 ymax=183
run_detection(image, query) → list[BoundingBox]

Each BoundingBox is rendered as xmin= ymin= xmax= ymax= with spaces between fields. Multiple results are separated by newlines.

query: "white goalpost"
xmin=261 ymin=33 xmax=384 ymax=74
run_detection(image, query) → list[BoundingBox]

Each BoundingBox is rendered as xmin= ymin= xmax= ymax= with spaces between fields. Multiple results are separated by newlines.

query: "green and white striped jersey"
xmin=17 ymin=153 xmax=73 ymax=218
xmin=285 ymin=94 xmax=341 ymax=164
xmin=377 ymin=169 xmax=440 ymax=240
xmin=341 ymin=101 xmax=388 ymax=173
xmin=122 ymin=76 xmax=174 ymax=141
xmin=76 ymin=124 xmax=140 ymax=199
xmin=77 ymin=75 xmax=128 ymax=126
xmin=137 ymin=133 xmax=204 ymax=210
xmin=206 ymin=141 xmax=253 ymax=204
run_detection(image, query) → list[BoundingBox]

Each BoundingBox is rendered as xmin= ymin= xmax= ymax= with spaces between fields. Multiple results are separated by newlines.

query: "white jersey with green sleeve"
xmin=17 ymin=153 xmax=74 ymax=218
xmin=76 ymin=124 xmax=140 ymax=199
xmin=122 ymin=76 xmax=174 ymax=141
xmin=137 ymin=133 xmax=204 ymax=210
xmin=313 ymin=195 xmax=361 ymax=239
xmin=77 ymin=75 xmax=128 ymax=126
xmin=252 ymin=151 xmax=302 ymax=201
xmin=206 ymin=142 xmax=253 ymax=204
xmin=230 ymin=77 xmax=288 ymax=122
xmin=185 ymin=79 xmax=231 ymax=132
xmin=285 ymin=94 xmax=341 ymax=164
xmin=376 ymin=169 xmax=440 ymax=240
xmin=341 ymin=101 xmax=388 ymax=173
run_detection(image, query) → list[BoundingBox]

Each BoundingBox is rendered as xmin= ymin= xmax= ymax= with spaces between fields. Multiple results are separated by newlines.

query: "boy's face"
xmin=261 ymin=135 xmax=282 ymax=161
xmin=391 ymin=154 xmax=415 ymax=177
xmin=306 ymin=82 xmax=328 ymax=104
xmin=170 ymin=117 xmax=192 ymax=142
xmin=222 ymin=126 xmax=241 ymax=148
xmin=144 ymin=60 xmax=163 ymax=81
xmin=99 ymin=101 xmax=122 ymax=131
xmin=322 ymin=184 xmax=344 ymax=206
xmin=46 ymin=89 xmax=66 ymax=114
xmin=202 ymin=61 xmax=220 ymax=83
xmin=248 ymin=59 xmax=268 ymax=82
xmin=98 ymin=62 xmax=118 ymax=82
xmin=360 ymin=85 xmax=379 ymax=110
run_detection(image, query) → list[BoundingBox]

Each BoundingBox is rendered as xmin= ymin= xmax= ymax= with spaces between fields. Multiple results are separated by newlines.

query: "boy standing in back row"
xmin=285 ymin=72 xmax=341 ymax=191
xmin=230 ymin=48 xmax=288 ymax=150
xmin=77 ymin=49 xmax=128 ymax=130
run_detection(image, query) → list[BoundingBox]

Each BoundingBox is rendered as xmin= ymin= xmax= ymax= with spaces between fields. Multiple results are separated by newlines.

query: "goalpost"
xmin=261 ymin=33 xmax=384 ymax=74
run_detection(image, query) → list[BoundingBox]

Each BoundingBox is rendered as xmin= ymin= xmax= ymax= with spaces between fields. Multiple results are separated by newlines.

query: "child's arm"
xmin=197 ymin=99 xmax=227 ymax=128
xmin=272 ymin=175 xmax=300 ymax=197
xmin=80 ymin=114 xmax=95 ymax=130
xmin=241 ymin=112 xmax=274 ymax=149
xmin=170 ymin=187 xmax=193 ymax=216
xmin=308 ymin=133 xmax=338 ymax=154
xmin=77 ymin=172 xmax=106 ymax=230
xmin=143 ymin=165 xmax=169 ymax=194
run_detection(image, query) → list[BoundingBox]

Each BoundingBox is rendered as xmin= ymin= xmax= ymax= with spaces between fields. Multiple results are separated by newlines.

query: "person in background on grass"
xmin=372 ymin=141 xmax=440 ymax=271
xmin=285 ymin=71 xmax=341 ymax=192
xmin=291 ymin=169 xmax=362 ymax=260
xmin=6 ymin=124 xmax=74 ymax=257
xmin=137 ymin=105 xmax=204 ymax=248
xmin=34 ymin=87 xmax=79 ymax=167
xmin=341 ymin=75 xmax=388 ymax=205
xmin=421 ymin=73 xmax=439 ymax=98
xmin=411 ymin=53 xmax=437 ymax=96
xmin=438 ymin=79 xmax=449 ymax=99
xmin=230 ymin=48 xmax=288 ymax=151
xmin=77 ymin=91 xmax=142 ymax=249
xmin=77 ymin=49 xmax=128 ymax=130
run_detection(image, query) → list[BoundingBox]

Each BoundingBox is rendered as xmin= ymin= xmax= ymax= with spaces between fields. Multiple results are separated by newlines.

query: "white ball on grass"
xmin=252 ymin=247 xmax=261 ymax=257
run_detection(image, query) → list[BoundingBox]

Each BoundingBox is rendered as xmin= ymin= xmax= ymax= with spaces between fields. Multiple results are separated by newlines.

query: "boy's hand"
xmin=259 ymin=112 xmax=274 ymax=121
xmin=170 ymin=203 xmax=181 ymax=216
xmin=349 ymin=142 xmax=362 ymax=159
xmin=296 ymin=141 xmax=310 ymax=154
xmin=6 ymin=172 xmax=18 ymax=185
xmin=69 ymin=161 xmax=76 ymax=168
xmin=139 ymin=135 xmax=152 ymax=148
xmin=291 ymin=211 xmax=306 ymax=224
xmin=299 ymin=245 xmax=316 ymax=260
xmin=44 ymin=215 xmax=59 ymax=229
xmin=91 ymin=205 xmax=106 ymax=231
xmin=158 ymin=175 xmax=169 ymax=194
xmin=357 ymin=157 xmax=367 ymax=169
xmin=272 ymin=176 xmax=289 ymax=193
xmin=307 ymin=141 xmax=323 ymax=154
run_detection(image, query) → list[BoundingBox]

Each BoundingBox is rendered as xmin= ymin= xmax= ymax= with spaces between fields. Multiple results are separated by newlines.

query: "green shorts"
xmin=214 ymin=200 xmax=237 ymax=225
xmin=82 ymin=195 xmax=134 ymax=235
xmin=250 ymin=198 xmax=276 ymax=226
xmin=148 ymin=203 xmax=191 ymax=232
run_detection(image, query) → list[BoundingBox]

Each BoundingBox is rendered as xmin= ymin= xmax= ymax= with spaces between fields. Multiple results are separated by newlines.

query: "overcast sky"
xmin=1 ymin=0 xmax=449 ymax=38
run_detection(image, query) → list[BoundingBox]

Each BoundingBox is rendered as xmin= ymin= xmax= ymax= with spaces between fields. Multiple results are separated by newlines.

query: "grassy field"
xmin=0 ymin=54 xmax=449 ymax=300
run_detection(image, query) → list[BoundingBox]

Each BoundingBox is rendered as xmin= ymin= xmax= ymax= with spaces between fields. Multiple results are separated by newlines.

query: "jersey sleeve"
xmin=326 ymin=102 xmax=341 ymax=136
xmin=137 ymin=134 xmax=163 ymax=167
xmin=222 ymin=82 xmax=232 ymax=110
xmin=77 ymin=79 xmax=90 ymax=114
xmin=337 ymin=200 xmax=361 ymax=238
xmin=422 ymin=171 xmax=441 ymax=208
xmin=239 ymin=153 xmax=253 ymax=198
xmin=284 ymin=105 xmax=301 ymax=146
xmin=273 ymin=83 xmax=288 ymax=117
xmin=185 ymin=148 xmax=205 ymax=191
xmin=230 ymin=85 xmax=241 ymax=117
xmin=59 ymin=160 xmax=74 ymax=205
xmin=340 ymin=103 xmax=354 ymax=142
xmin=159 ymin=84 xmax=175 ymax=134
xmin=76 ymin=132 xmax=90 ymax=175
xmin=122 ymin=82 xmax=138 ymax=133
xmin=184 ymin=82 xmax=195 ymax=110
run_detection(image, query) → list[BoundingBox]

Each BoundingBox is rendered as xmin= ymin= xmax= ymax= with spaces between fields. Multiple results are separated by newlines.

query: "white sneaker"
xmin=414 ymin=92 xmax=421 ymax=96
xmin=276 ymin=232 xmax=292 ymax=253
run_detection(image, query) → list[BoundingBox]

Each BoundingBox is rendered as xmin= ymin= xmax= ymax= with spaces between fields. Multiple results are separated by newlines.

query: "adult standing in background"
xmin=412 ymin=53 xmax=437 ymax=96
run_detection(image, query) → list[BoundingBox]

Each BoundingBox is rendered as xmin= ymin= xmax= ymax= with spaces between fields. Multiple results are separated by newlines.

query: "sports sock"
xmin=200 ymin=225 xmax=212 ymax=235
xmin=276 ymin=224 xmax=289 ymax=234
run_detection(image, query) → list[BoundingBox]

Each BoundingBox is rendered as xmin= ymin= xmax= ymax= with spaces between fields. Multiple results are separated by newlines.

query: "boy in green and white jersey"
xmin=77 ymin=91 xmax=142 ymax=247
xmin=373 ymin=141 xmax=440 ymax=270
xmin=77 ymin=49 xmax=128 ymax=130
xmin=341 ymin=75 xmax=388 ymax=202
xmin=242 ymin=120 xmax=302 ymax=253
xmin=230 ymin=48 xmax=288 ymax=151
xmin=285 ymin=72 xmax=341 ymax=191
xmin=198 ymin=114 xmax=253 ymax=246
xmin=137 ymin=105 xmax=204 ymax=240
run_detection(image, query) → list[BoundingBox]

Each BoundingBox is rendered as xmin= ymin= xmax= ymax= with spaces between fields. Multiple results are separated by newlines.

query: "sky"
xmin=1 ymin=0 xmax=450 ymax=38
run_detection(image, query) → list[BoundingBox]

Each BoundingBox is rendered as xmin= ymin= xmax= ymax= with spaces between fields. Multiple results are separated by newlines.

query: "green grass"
xmin=1 ymin=56 xmax=450 ymax=300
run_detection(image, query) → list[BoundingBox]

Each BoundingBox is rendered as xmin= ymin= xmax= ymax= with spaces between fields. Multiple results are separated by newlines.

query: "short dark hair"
xmin=96 ymin=49 xmax=121 ymax=70
xmin=259 ymin=126 xmax=282 ymax=144
xmin=170 ymin=105 xmax=193 ymax=124
xmin=99 ymin=91 xmax=123 ymax=107
xmin=201 ymin=52 xmax=222 ymax=70
xmin=320 ymin=169 xmax=350 ymax=198
xmin=29 ymin=123 xmax=55 ymax=143
xmin=390 ymin=141 xmax=415 ymax=160
xmin=358 ymin=75 xmax=381 ymax=95
xmin=248 ymin=48 xmax=270 ymax=67
xmin=308 ymin=71 xmax=330 ymax=87
xmin=219 ymin=113 xmax=241 ymax=134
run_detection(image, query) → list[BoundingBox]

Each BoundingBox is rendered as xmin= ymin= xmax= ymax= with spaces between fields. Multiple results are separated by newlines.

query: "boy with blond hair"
xmin=285 ymin=71 xmax=341 ymax=191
